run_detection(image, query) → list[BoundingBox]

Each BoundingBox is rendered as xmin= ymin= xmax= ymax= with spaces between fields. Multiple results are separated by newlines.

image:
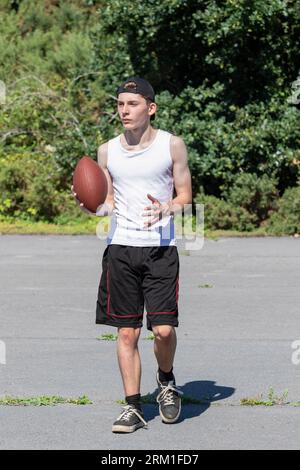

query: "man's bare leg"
xmin=152 ymin=325 xmax=177 ymax=373
xmin=117 ymin=327 xmax=142 ymax=396
xmin=112 ymin=326 xmax=147 ymax=433
xmin=152 ymin=325 xmax=181 ymax=424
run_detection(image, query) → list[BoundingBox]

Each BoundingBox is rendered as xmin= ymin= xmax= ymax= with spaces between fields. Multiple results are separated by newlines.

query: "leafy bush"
xmin=0 ymin=0 xmax=300 ymax=229
xmin=195 ymin=173 xmax=279 ymax=231
xmin=0 ymin=153 xmax=78 ymax=222
xmin=194 ymin=193 xmax=257 ymax=232
xmin=266 ymin=186 xmax=300 ymax=235
xmin=221 ymin=173 xmax=279 ymax=226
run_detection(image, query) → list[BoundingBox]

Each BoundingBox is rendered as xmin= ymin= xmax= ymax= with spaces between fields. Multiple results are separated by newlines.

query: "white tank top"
xmin=106 ymin=129 xmax=176 ymax=246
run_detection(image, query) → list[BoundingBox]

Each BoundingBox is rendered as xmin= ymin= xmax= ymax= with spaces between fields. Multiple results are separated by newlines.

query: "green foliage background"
xmin=0 ymin=0 xmax=299 ymax=232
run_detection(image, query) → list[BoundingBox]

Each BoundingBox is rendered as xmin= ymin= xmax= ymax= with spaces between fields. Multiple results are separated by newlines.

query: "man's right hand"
xmin=71 ymin=185 xmax=96 ymax=216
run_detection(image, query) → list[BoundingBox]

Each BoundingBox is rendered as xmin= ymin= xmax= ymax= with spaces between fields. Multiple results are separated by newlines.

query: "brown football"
xmin=72 ymin=156 xmax=108 ymax=212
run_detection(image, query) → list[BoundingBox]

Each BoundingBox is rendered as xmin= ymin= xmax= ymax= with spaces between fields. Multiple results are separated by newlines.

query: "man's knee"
xmin=118 ymin=327 xmax=141 ymax=345
xmin=152 ymin=325 xmax=175 ymax=340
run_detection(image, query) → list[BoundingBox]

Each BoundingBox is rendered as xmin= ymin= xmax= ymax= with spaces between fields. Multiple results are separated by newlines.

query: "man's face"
xmin=117 ymin=92 xmax=155 ymax=129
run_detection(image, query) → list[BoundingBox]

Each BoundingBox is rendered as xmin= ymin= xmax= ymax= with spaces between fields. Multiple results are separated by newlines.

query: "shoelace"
xmin=156 ymin=383 xmax=184 ymax=406
xmin=117 ymin=405 xmax=148 ymax=427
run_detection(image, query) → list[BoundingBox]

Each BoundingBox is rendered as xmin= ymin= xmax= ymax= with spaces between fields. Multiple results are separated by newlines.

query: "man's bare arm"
xmin=169 ymin=135 xmax=192 ymax=214
xmin=141 ymin=135 xmax=192 ymax=226
xmin=96 ymin=143 xmax=115 ymax=216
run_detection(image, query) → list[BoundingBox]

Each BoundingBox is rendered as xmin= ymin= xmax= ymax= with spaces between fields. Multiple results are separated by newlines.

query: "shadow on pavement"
xmin=143 ymin=380 xmax=235 ymax=423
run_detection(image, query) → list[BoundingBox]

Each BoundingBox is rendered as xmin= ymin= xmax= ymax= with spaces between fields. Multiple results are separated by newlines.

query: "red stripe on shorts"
xmin=147 ymin=311 xmax=177 ymax=315
xmin=106 ymin=268 xmax=110 ymax=318
xmin=176 ymin=275 xmax=179 ymax=305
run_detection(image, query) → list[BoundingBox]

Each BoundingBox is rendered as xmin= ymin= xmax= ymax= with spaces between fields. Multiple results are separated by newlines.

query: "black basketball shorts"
xmin=96 ymin=244 xmax=179 ymax=331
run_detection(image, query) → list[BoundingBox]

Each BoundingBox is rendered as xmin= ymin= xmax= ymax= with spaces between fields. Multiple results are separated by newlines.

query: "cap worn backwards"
xmin=116 ymin=77 xmax=155 ymax=102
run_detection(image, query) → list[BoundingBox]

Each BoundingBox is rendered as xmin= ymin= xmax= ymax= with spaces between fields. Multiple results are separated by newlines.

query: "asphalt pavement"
xmin=0 ymin=234 xmax=299 ymax=449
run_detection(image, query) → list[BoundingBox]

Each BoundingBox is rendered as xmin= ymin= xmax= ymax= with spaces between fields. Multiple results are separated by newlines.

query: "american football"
xmin=72 ymin=156 xmax=108 ymax=212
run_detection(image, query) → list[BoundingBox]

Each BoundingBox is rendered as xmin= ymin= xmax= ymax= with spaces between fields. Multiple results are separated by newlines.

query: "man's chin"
xmin=123 ymin=122 xmax=137 ymax=130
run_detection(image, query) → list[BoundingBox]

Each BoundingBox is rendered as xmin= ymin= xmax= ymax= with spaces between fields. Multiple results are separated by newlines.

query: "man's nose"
xmin=122 ymin=104 xmax=129 ymax=115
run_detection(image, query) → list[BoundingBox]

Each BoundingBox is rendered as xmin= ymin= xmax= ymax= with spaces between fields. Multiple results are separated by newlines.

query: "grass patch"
xmin=198 ymin=284 xmax=213 ymax=288
xmin=0 ymin=217 xmax=278 ymax=238
xmin=181 ymin=395 xmax=211 ymax=405
xmin=240 ymin=387 xmax=289 ymax=406
xmin=178 ymin=250 xmax=191 ymax=256
xmin=97 ymin=333 xmax=118 ymax=341
xmin=204 ymin=227 xmax=276 ymax=238
xmin=115 ymin=387 xmax=300 ymax=407
xmin=97 ymin=333 xmax=155 ymax=341
xmin=0 ymin=394 xmax=92 ymax=406
xmin=143 ymin=333 xmax=155 ymax=340
xmin=117 ymin=393 xmax=210 ymax=406
xmin=0 ymin=218 xmax=98 ymax=235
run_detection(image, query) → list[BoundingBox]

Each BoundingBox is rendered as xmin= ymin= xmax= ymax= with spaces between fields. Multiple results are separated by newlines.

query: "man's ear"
xmin=148 ymin=102 xmax=157 ymax=117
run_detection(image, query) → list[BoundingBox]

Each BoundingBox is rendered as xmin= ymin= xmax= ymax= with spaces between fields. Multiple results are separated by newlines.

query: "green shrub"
xmin=0 ymin=0 xmax=300 ymax=217
xmin=266 ymin=186 xmax=300 ymax=235
xmin=1 ymin=0 xmax=300 ymax=197
xmin=194 ymin=193 xmax=257 ymax=232
xmin=195 ymin=172 xmax=280 ymax=231
xmin=221 ymin=173 xmax=279 ymax=226
xmin=0 ymin=153 xmax=78 ymax=222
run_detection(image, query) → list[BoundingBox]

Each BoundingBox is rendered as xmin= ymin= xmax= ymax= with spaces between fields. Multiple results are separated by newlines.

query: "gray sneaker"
xmin=156 ymin=371 xmax=183 ymax=423
xmin=112 ymin=404 xmax=148 ymax=433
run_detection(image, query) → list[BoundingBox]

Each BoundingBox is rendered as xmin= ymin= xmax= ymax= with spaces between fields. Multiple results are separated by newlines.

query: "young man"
xmin=72 ymin=77 xmax=192 ymax=433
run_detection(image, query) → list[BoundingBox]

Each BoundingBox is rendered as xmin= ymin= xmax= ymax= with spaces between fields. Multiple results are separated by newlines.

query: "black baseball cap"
xmin=116 ymin=76 xmax=156 ymax=120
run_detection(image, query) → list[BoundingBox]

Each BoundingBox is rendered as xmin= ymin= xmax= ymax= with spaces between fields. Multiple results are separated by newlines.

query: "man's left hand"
xmin=142 ymin=194 xmax=171 ymax=227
